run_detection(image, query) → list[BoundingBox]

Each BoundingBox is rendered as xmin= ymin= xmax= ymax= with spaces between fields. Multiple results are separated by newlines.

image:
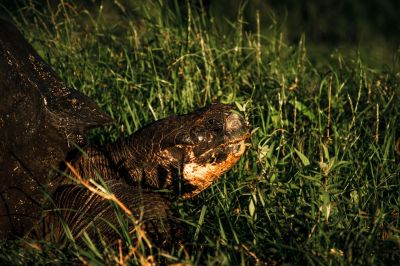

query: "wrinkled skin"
xmin=0 ymin=19 xmax=250 ymax=245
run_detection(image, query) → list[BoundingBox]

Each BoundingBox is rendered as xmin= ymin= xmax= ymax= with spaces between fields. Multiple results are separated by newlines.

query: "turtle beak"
xmin=225 ymin=111 xmax=250 ymax=142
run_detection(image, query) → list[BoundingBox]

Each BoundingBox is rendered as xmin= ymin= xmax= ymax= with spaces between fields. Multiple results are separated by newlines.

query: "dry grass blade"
xmin=66 ymin=162 xmax=152 ymax=265
xmin=65 ymin=162 xmax=133 ymax=216
xmin=123 ymin=225 xmax=146 ymax=263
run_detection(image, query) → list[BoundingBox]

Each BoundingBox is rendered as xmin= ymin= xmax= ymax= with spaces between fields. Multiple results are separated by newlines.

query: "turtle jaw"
xmin=180 ymin=138 xmax=248 ymax=199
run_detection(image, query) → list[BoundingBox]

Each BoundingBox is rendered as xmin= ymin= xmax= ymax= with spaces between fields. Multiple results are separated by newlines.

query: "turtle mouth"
xmin=227 ymin=138 xmax=248 ymax=156
xmin=224 ymin=131 xmax=251 ymax=147
xmin=180 ymin=130 xmax=250 ymax=199
xmin=198 ymin=133 xmax=250 ymax=164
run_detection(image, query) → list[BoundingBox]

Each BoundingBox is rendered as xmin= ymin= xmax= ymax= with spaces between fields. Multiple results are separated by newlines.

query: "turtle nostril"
xmin=226 ymin=112 xmax=245 ymax=133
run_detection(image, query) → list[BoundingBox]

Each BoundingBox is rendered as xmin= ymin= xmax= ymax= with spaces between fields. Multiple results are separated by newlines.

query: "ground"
xmin=0 ymin=1 xmax=399 ymax=265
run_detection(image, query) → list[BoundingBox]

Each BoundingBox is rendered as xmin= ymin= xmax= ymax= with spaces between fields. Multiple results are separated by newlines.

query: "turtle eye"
xmin=207 ymin=118 xmax=216 ymax=125
xmin=206 ymin=117 xmax=223 ymax=132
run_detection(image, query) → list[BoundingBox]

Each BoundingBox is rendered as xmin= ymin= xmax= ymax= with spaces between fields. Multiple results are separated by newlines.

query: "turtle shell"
xmin=0 ymin=19 xmax=112 ymax=237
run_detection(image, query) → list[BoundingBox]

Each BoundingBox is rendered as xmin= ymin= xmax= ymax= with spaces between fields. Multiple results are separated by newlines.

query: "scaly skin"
xmin=71 ymin=104 xmax=250 ymax=198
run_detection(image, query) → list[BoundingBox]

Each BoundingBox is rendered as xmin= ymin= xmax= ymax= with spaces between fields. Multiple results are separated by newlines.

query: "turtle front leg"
xmin=29 ymin=180 xmax=182 ymax=249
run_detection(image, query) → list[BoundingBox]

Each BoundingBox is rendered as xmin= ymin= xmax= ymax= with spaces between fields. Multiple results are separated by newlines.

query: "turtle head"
xmin=132 ymin=103 xmax=250 ymax=198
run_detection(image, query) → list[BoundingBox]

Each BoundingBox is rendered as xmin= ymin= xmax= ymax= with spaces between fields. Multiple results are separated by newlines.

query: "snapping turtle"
xmin=0 ymin=19 xmax=249 ymax=244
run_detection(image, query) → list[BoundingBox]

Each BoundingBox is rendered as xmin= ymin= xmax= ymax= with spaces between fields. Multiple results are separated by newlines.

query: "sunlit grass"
xmin=1 ymin=1 xmax=399 ymax=265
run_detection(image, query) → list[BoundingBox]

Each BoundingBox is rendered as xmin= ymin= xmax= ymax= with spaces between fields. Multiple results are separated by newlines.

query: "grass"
xmin=1 ymin=1 xmax=399 ymax=265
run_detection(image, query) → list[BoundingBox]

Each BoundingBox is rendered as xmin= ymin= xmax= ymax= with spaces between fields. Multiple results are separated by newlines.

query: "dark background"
xmin=2 ymin=0 xmax=399 ymax=64
xmin=191 ymin=0 xmax=400 ymax=66
xmin=206 ymin=0 xmax=400 ymax=45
